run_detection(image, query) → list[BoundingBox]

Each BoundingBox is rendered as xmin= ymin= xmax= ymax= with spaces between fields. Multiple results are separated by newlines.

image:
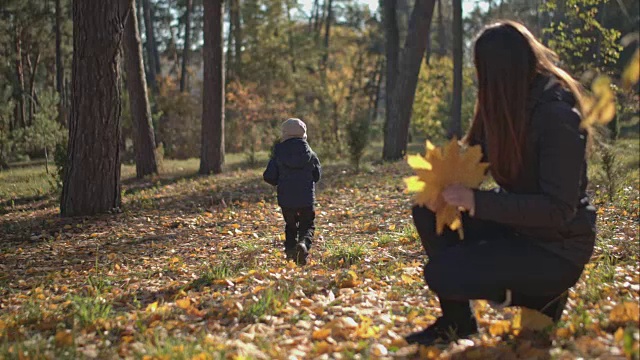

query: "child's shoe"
xmin=294 ymin=243 xmax=308 ymax=265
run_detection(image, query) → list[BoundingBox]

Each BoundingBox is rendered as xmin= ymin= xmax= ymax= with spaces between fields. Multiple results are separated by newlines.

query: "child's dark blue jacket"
xmin=263 ymin=138 xmax=321 ymax=208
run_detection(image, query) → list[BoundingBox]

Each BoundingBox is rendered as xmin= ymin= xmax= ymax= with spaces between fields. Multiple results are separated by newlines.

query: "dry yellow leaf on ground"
xmin=609 ymin=302 xmax=639 ymax=325
xmin=405 ymin=138 xmax=489 ymax=238
xmin=145 ymin=301 xmax=158 ymax=313
xmin=176 ymin=298 xmax=191 ymax=309
xmin=336 ymin=270 xmax=359 ymax=288
xmin=55 ymin=329 xmax=74 ymax=347
xmin=419 ymin=345 xmax=442 ymax=359
xmin=513 ymin=307 xmax=553 ymax=332
xmin=312 ymin=327 xmax=332 ymax=340
xmin=489 ymin=320 xmax=512 ymax=337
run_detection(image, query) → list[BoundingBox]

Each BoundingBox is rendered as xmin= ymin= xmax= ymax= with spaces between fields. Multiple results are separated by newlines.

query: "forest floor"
xmin=1 ymin=141 xmax=639 ymax=360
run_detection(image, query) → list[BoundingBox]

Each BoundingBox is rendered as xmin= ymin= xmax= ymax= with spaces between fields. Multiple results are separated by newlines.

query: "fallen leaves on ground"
xmin=0 ymin=160 xmax=638 ymax=359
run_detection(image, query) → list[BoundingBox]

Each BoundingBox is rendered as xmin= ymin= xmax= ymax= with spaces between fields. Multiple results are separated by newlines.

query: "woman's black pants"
xmin=412 ymin=206 xmax=584 ymax=322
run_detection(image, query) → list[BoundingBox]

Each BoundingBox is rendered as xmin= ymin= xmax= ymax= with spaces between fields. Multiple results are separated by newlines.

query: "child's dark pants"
xmin=281 ymin=207 xmax=315 ymax=251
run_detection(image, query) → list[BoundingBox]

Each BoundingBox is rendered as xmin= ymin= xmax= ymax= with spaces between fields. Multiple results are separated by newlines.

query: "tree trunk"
xmin=449 ymin=0 xmax=462 ymax=138
xmin=371 ymin=57 xmax=384 ymax=122
xmin=142 ymin=0 xmax=158 ymax=92
xmin=180 ymin=0 xmax=193 ymax=92
xmin=14 ymin=24 xmax=26 ymax=128
xmin=55 ymin=0 xmax=66 ymax=126
xmin=27 ymin=52 xmax=41 ymax=127
xmin=383 ymin=0 xmax=436 ymax=161
xmin=382 ymin=0 xmax=399 ymax=158
xmin=61 ymin=0 xmax=128 ymax=217
xmin=200 ymin=0 xmax=225 ymax=175
xmin=232 ymin=0 xmax=242 ymax=78
xmin=285 ymin=0 xmax=297 ymax=73
xmin=124 ymin=0 xmax=158 ymax=178
xmin=322 ymin=0 xmax=333 ymax=67
xmin=424 ymin=25 xmax=432 ymax=65
xmin=226 ymin=0 xmax=235 ymax=80
xmin=436 ymin=0 xmax=446 ymax=56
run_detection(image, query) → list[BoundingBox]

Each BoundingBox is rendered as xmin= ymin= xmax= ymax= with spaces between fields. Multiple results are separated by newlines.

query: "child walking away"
xmin=263 ymin=118 xmax=321 ymax=265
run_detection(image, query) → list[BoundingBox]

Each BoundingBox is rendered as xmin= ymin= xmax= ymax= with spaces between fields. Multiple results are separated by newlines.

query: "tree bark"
xmin=424 ymin=25 xmax=432 ymax=65
xmin=61 ymin=0 xmax=128 ymax=217
xmin=382 ymin=0 xmax=399 ymax=158
xmin=285 ymin=0 xmax=297 ymax=73
xmin=200 ymin=0 xmax=225 ymax=175
xmin=383 ymin=0 xmax=436 ymax=161
xmin=142 ymin=0 xmax=158 ymax=92
xmin=181 ymin=0 xmax=193 ymax=92
xmin=449 ymin=0 xmax=462 ymax=138
xmin=322 ymin=0 xmax=333 ymax=67
xmin=226 ymin=0 xmax=235 ymax=80
xmin=436 ymin=0 xmax=446 ymax=56
xmin=232 ymin=0 xmax=242 ymax=78
xmin=14 ymin=23 xmax=26 ymax=129
xmin=55 ymin=0 xmax=66 ymax=126
xmin=124 ymin=0 xmax=158 ymax=178
xmin=27 ymin=52 xmax=41 ymax=127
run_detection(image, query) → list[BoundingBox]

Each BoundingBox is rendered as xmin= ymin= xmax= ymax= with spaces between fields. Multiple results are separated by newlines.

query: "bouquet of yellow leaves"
xmin=405 ymin=138 xmax=489 ymax=239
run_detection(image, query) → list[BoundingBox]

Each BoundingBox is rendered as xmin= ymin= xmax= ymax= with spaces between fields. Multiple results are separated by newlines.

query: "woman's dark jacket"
xmin=472 ymin=75 xmax=596 ymax=267
xmin=263 ymin=138 xmax=321 ymax=208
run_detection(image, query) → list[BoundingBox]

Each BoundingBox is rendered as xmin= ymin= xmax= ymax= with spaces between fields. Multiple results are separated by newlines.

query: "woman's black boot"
xmin=404 ymin=300 xmax=478 ymax=346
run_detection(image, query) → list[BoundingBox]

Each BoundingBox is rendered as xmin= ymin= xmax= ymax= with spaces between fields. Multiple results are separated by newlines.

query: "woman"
xmin=406 ymin=21 xmax=597 ymax=346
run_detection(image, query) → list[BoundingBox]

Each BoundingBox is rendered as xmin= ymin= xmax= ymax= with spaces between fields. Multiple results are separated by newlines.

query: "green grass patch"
xmin=324 ymin=241 xmax=370 ymax=268
xmin=241 ymin=286 xmax=292 ymax=322
xmin=189 ymin=261 xmax=237 ymax=290
xmin=71 ymin=295 xmax=113 ymax=328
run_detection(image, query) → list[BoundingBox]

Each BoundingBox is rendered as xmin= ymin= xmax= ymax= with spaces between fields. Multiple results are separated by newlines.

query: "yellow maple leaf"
xmin=405 ymin=138 xmax=489 ymax=238
xmin=581 ymin=75 xmax=616 ymax=128
xmin=622 ymin=49 xmax=639 ymax=91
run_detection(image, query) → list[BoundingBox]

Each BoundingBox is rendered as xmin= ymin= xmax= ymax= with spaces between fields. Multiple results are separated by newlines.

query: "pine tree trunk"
xmin=200 ymin=0 xmax=225 ymax=175
xmin=383 ymin=0 xmax=436 ymax=161
xmin=232 ymin=0 xmax=242 ymax=78
xmin=226 ymin=1 xmax=235 ymax=81
xmin=61 ymin=0 xmax=128 ymax=217
xmin=181 ymin=0 xmax=193 ymax=92
xmin=449 ymin=0 xmax=462 ymax=138
xmin=382 ymin=0 xmax=399 ymax=159
xmin=437 ymin=0 xmax=446 ymax=56
xmin=27 ymin=52 xmax=40 ymax=127
xmin=322 ymin=0 xmax=333 ymax=67
xmin=14 ymin=24 xmax=26 ymax=129
xmin=142 ymin=0 xmax=158 ymax=92
xmin=124 ymin=0 xmax=158 ymax=178
xmin=285 ymin=0 xmax=297 ymax=73
xmin=55 ymin=0 xmax=66 ymax=126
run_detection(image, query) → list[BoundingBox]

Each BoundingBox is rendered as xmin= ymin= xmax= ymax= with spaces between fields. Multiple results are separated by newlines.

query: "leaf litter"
xmin=0 ymin=160 xmax=638 ymax=359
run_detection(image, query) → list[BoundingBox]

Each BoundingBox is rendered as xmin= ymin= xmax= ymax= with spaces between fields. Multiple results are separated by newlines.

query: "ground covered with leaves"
xmin=1 ymin=144 xmax=639 ymax=360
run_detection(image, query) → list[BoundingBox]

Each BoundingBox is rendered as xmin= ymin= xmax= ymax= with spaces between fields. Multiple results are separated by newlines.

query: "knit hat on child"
xmin=281 ymin=118 xmax=307 ymax=141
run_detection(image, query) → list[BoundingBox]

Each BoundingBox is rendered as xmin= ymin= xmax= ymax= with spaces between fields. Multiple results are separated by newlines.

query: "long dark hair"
xmin=466 ymin=21 xmax=584 ymax=186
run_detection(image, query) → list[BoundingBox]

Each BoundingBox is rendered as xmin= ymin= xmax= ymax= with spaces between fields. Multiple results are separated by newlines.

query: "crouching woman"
xmin=406 ymin=20 xmax=597 ymax=346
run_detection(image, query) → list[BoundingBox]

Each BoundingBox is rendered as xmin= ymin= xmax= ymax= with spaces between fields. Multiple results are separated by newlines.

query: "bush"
xmin=0 ymin=90 xmax=66 ymax=168
xmin=156 ymin=76 xmax=201 ymax=159
xmin=411 ymin=57 xmax=476 ymax=140
xmin=347 ymin=110 xmax=371 ymax=172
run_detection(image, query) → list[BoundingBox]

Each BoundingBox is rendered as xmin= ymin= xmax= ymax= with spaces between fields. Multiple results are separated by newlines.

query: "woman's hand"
xmin=442 ymin=184 xmax=476 ymax=215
